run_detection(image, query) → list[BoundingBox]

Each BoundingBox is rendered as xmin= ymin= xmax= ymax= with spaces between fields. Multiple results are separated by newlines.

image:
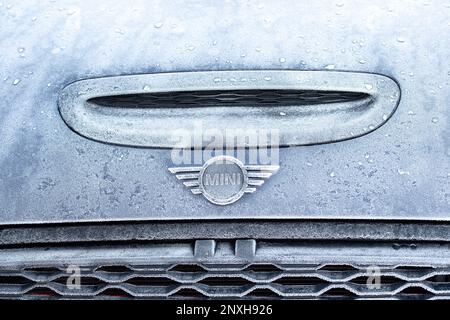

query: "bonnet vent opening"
xmin=88 ymin=89 xmax=369 ymax=109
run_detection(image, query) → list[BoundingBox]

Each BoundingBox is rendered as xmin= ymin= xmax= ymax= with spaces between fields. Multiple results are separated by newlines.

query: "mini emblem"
xmin=169 ymin=156 xmax=279 ymax=205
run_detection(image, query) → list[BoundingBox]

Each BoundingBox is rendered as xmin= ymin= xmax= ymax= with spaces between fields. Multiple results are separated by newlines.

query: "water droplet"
xmin=213 ymin=78 xmax=221 ymax=83
xmin=382 ymin=114 xmax=388 ymax=121
xmin=364 ymin=83 xmax=373 ymax=90
xmin=279 ymin=57 xmax=286 ymax=63
xmin=154 ymin=21 xmax=163 ymax=29
xmin=17 ymin=47 xmax=25 ymax=53
xmin=306 ymin=162 xmax=313 ymax=167
xmin=359 ymin=59 xmax=366 ymax=64
xmin=279 ymin=111 xmax=286 ymax=116
xmin=397 ymin=169 xmax=410 ymax=176
xmin=329 ymin=171 xmax=336 ymax=178
xmin=12 ymin=79 xmax=20 ymax=85
xmin=432 ymin=117 xmax=438 ymax=123
xmin=408 ymin=110 xmax=415 ymax=116
xmin=324 ymin=64 xmax=335 ymax=70
xmin=31 ymin=16 xmax=37 ymax=21
xmin=336 ymin=2 xmax=345 ymax=7
xmin=396 ymin=37 xmax=406 ymax=43
xmin=263 ymin=76 xmax=272 ymax=81
xmin=114 ymin=28 xmax=125 ymax=35
xmin=186 ymin=45 xmax=195 ymax=51
xmin=142 ymin=85 xmax=151 ymax=91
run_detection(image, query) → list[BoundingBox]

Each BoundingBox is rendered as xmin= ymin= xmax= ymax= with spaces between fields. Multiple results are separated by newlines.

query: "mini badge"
xmin=169 ymin=156 xmax=279 ymax=205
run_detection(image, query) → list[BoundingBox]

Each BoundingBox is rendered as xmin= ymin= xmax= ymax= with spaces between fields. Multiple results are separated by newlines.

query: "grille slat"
xmin=3 ymin=278 xmax=450 ymax=299
xmin=4 ymin=268 xmax=450 ymax=287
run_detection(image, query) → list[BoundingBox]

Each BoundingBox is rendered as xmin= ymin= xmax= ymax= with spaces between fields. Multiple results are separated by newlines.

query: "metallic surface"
xmin=58 ymin=71 xmax=399 ymax=148
xmin=169 ymin=156 xmax=279 ymax=205
xmin=0 ymin=2 xmax=449 ymax=226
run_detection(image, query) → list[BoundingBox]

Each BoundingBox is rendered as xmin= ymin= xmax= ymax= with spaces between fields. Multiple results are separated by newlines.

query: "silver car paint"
xmin=0 ymin=0 xmax=449 ymax=224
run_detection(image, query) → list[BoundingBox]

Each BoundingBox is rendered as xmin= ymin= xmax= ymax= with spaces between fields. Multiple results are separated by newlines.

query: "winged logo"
xmin=168 ymin=156 xmax=279 ymax=205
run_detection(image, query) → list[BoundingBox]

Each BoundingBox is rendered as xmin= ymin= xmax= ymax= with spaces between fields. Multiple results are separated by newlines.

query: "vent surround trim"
xmin=58 ymin=70 xmax=400 ymax=148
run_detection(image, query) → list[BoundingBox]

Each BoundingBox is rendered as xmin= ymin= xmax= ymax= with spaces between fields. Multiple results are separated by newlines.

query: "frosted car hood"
xmin=0 ymin=0 xmax=448 ymax=225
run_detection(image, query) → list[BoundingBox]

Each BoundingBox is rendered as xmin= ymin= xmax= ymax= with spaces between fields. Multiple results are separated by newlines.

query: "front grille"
xmin=89 ymin=89 xmax=368 ymax=108
xmin=1 ymin=240 xmax=450 ymax=299
xmin=2 ymin=263 xmax=450 ymax=299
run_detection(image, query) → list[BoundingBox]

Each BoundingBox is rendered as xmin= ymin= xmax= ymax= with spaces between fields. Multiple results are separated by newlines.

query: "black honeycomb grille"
xmin=1 ymin=263 xmax=450 ymax=299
